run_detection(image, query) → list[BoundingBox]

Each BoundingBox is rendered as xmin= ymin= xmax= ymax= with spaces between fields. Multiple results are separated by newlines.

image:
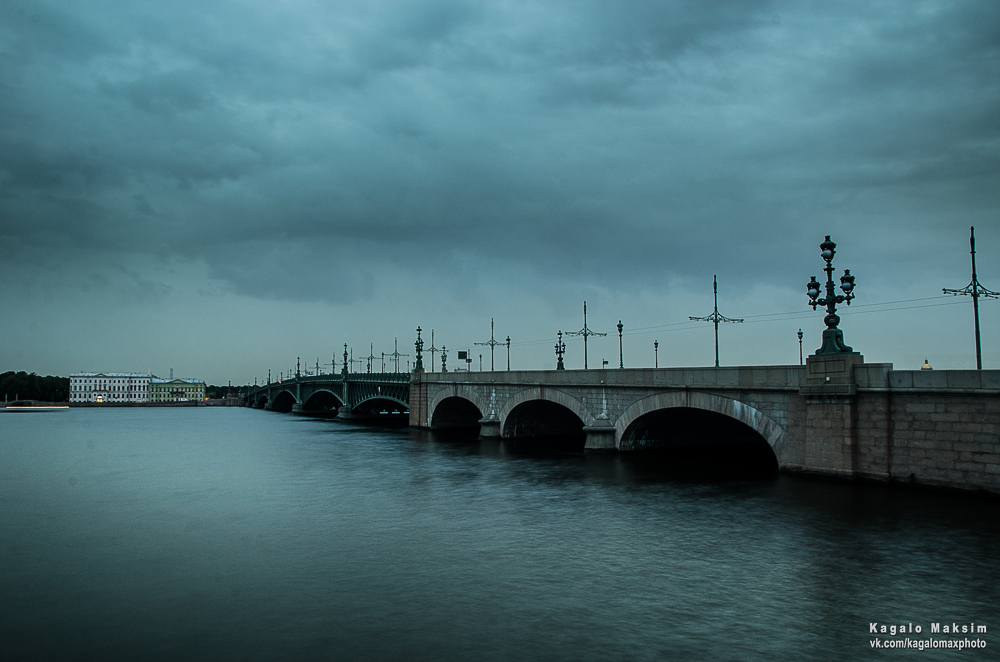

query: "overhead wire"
xmin=508 ymin=294 xmax=975 ymax=346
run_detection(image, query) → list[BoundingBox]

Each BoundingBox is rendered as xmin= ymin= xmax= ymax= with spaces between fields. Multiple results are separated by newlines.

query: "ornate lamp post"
xmin=807 ymin=235 xmax=857 ymax=355
xmin=555 ymin=331 xmax=566 ymax=370
xmin=414 ymin=327 xmax=424 ymax=372
xmin=342 ymin=344 xmax=349 ymax=376
xmin=617 ymin=320 xmax=624 ymax=368
xmin=506 ymin=336 xmax=511 ymax=371
xmin=441 ymin=346 xmax=448 ymax=373
xmin=797 ymin=329 xmax=804 ymax=365
xmin=653 ymin=340 xmax=658 ymax=368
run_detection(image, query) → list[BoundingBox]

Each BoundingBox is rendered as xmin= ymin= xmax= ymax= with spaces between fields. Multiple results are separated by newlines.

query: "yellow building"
xmin=149 ymin=377 xmax=206 ymax=402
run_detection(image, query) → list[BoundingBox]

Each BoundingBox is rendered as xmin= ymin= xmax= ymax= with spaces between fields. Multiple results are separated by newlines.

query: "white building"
xmin=69 ymin=372 xmax=151 ymax=403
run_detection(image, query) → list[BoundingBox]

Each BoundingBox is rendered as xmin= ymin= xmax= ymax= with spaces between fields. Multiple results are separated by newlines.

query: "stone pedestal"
xmin=797 ymin=352 xmax=865 ymax=476
xmin=478 ymin=415 xmax=501 ymax=439
xmin=800 ymin=352 xmax=864 ymax=397
xmin=583 ymin=418 xmax=617 ymax=453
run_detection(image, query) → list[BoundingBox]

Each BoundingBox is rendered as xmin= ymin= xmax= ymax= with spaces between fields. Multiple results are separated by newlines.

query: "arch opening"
xmin=502 ymin=400 xmax=585 ymax=454
xmin=270 ymin=391 xmax=296 ymax=413
xmin=620 ymin=407 xmax=778 ymax=478
xmin=302 ymin=390 xmax=342 ymax=418
xmin=430 ymin=397 xmax=483 ymax=437
xmin=350 ymin=397 xmax=409 ymax=426
xmin=255 ymin=395 xmax=269 ymax=409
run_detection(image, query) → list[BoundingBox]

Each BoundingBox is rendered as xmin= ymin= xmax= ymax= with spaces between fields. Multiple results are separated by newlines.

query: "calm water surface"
xmin=1 ymin=408 xmax=997 ymax=660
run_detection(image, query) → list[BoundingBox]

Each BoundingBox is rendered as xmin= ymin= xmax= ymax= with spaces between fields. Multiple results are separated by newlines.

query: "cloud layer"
xmin=1 ymin=1 xmax=998 ymax=378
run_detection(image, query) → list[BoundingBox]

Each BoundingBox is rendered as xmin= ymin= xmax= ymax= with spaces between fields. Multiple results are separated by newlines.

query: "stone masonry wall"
xmin=409 ymin=367 xmax=1000 ymax=495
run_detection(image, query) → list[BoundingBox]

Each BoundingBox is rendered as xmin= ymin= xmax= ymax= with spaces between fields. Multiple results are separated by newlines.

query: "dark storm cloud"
xmin=1 ymin=0 xmax=998 ymax=304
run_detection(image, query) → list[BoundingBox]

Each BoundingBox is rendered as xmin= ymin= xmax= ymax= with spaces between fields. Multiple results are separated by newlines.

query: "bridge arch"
xmin=255 ymin=394 xmax=269 ymax=409
xmin=270 ymin=390 xmax=298 ymax=413
xmin=353 ymin=395 xmax=409 ymax=411
xmin=427 ymin=386 xmax=490 ymax=429
xmin=302 ymin=389 xmax=344 ymax=413
xmin=497 ymin=387 xmax=594 ymax=433
xmin=615 ymin=391 xmax=786 ymax=463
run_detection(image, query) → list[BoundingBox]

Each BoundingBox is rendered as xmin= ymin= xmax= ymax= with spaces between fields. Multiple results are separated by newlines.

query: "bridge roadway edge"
xmin=409 ymin=364 xmax=1000 ymax=496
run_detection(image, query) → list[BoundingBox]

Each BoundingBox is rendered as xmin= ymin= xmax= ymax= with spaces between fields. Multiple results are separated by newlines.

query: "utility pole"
xmin=943 ymin=226 xmax=997 ymax=370
xmin=475 ymin=318 xmax=502 ymax=371
xmin=565 ymin=302 xmax=606 ymax=369
xmin=427 ymin=330 xmax=439 ymax=372
xmin=689 ymin=275 xmax=743 ymax=367
xmin=617 ymin=320 xmax=624 ymax=368
xmin=388 ymin=338 xmax=409 ymax=373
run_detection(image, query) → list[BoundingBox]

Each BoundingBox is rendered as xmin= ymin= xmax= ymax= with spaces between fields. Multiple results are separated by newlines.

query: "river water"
xmin=1 ymin=407 xmax=997 ymax=660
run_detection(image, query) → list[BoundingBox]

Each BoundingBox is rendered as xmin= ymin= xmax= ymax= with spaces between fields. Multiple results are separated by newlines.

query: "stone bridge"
xmin=409 ymin=354 xmax=1000 ymax=494
xmin=246 ymin=372 xmax=410 ymax=420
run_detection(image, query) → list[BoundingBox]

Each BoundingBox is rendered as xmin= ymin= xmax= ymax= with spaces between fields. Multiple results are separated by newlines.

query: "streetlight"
xmin=617 ymin=320 xmax=624 ymax=369
xmin=654 ymin=340 xmax=658 ymax=368
xmin=506 ymin=336 xmax=511 ymax=371
xmin=414 ymin=327 xmax=424 ymax=372
xmin=806 ymin=235 xmax=857 ymax=355
xmin=441 ymin=346 xmax=448 ymax=373
xmin=555 ymin=331 xmax=566 ymax=370
xmin=797 ymin=329 xmax=804 ymax=365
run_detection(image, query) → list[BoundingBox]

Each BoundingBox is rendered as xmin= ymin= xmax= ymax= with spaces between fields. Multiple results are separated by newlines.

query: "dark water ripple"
xmin=1 ymin=408 xmax=997 ymax=661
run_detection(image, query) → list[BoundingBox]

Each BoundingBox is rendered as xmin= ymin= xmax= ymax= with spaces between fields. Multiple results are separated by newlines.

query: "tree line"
xmin=1 ymin=372 xmax=70 ymax=402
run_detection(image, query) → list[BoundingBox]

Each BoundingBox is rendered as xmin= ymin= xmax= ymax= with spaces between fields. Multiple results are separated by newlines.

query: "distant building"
xmin=149 ymin=378 xmax=206 ymax=402
xmin=69 ymin=373 xmax=151 ymax=403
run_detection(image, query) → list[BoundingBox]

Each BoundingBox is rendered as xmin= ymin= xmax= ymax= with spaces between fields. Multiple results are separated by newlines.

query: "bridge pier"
xmin=291 ymin=404 xmax=303 ymax=413
xmin=583 ymin=417 xmax=616 ymax=453
xmin=478 ymin=413 xmax=501 ymax=438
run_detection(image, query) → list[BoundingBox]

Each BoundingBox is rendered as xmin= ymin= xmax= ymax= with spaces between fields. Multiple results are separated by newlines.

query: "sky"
xmin=1 ymin=0 xmax=998 ymax=385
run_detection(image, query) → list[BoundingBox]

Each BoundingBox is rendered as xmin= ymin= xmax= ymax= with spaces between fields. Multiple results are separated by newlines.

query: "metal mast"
xmin=564 ymin=302 xmax=606 ymax=369
xmin=475 ymin=318 xmax=503 ymax=371
xmin=943 ymin=226 xmax=997 ymax=370
xmin=388 ymin=337 xmax=409 ymax=373
xmin=689 ymin=275 xmax=743 ymax=367
xmin=427 ymin=330 xmax=439 ymax=372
